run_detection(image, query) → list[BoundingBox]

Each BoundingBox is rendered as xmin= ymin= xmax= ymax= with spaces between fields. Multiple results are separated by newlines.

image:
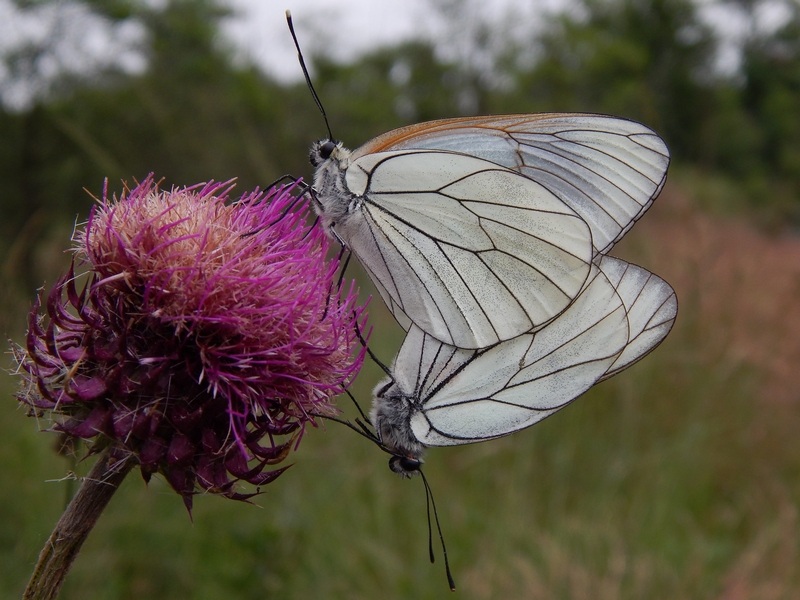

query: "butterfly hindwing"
xmin=373 ymin=256 xmax=676 ymax=450
xmin=411 ymin=263 xmax=625 ymax=445
xmin=595 ymin=255 xmax=678 ymax=380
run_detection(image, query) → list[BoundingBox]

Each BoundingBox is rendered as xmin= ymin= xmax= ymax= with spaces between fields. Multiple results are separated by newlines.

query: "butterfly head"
xmin=388 ymin=455 xmax=423 ymax=477
xmin=309 ymin=139 xmax=346 ymax=168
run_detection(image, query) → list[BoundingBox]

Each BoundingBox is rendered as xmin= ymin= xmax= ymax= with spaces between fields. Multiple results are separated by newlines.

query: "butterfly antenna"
xmin=420 ymin=469 xmax=456 ymax=591
xmin=286 ymin=10 xmax=335 ymax=142
xmin=319 ymin=401 xmax=455 ymax=590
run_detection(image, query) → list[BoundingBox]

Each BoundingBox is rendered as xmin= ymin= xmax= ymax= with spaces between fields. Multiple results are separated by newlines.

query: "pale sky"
xmin=0 ymin=0 xmax=793 ymax=109
xmin=223 ymin=0 xmax=431 ymax=81
xmin=221 ymin=0 xmax=552 ymax=81
xmin=1 ymin=0 xmax=538 ymax=107
xmin=222 ymin=0 xmax=795 ymax=83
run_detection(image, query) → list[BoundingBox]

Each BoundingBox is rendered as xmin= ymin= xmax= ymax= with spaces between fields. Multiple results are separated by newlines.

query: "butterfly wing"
xmin=375 ymin=256 xmax=676 ymax=452
xmin=401 ymin=263 xmax=629 ymax=445
xmin=338 ymin=149 xmax=594 ymax=349
xmin=352 ymin=113 xmax=669 ymax=255
xmin=595 ymin=255 xmax=678 ymax=380
xmin=389 ymin=322 xmax=474 ymax=398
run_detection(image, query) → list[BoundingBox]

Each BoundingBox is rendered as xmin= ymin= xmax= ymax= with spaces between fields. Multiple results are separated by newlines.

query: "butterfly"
xmin=309 ymin=114 xmax=669 ymax=350
xmin=369 ymin=254 xmax=677 ymax=475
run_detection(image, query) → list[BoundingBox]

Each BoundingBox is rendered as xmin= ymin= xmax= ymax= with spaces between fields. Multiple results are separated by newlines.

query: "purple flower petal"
xmin=70 ymin=376 xmax=108 ymax=401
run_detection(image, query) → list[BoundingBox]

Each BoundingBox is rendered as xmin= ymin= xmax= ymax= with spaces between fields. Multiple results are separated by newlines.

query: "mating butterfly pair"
xmin=308 ymin=113 xmax=677 ymax=473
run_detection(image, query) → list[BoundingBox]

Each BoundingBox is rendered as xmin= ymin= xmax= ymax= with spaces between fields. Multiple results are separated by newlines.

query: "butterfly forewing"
xmin=351 ymin=114 xmax=669 ymax=255
xmin=337 ymin=150 xmax=594 ymax=348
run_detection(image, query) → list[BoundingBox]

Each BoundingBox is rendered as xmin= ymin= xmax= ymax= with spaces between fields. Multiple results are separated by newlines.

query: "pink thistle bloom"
xmin=15 ymin=174 xmax=367 ymax=510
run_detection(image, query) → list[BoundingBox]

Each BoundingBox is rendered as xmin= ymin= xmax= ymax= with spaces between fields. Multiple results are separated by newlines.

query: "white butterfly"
xmin=310 ymin=114 xmax=669 ymax=349
xmin=369 ymin=255 xmax=677 ymax=475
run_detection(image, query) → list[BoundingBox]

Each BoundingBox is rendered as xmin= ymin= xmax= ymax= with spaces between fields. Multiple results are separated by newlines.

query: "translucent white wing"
xmin=352 ymin=114 xmax=669 ymax=255
xmin=373 ymin=263 xmax=629 ymax=450
xmin=372 ymin=256 xmax=677 ymax=456
xmin=389 ymin=322 xmax=472 ymax=397
xmin=595 ymin=255 xmax=678 ymax=380
xmin=334 ymin=150 xmax=594 ymax=349
xmin=413 ymin=264 xmax=627 ymax=445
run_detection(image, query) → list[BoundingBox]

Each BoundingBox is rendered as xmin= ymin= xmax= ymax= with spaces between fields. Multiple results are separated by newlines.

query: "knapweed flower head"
xmin=15 ymin=174 xmax=367 ymax=510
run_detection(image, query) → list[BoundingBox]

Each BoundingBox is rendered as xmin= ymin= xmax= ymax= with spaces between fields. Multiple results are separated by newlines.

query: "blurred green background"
xmin=2 ymin=0 xmax=800 ymax=598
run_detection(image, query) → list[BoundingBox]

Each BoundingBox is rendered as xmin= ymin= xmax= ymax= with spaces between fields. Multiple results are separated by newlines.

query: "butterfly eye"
xmin=319 ymin=140 xmax=337 ymax=159
xmin=389 ymin=455 xmax=422 ymax=477
xmin=309 ymin=140 xmax=339 ymax=167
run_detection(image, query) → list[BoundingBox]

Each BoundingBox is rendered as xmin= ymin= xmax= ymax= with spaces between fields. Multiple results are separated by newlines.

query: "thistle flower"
xmin=15 ymin=174 xmax=367 ymax=510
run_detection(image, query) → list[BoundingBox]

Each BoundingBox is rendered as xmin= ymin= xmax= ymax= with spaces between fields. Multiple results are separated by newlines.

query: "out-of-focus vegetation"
xmin=2 ymin=0 xmax=799 ymax=598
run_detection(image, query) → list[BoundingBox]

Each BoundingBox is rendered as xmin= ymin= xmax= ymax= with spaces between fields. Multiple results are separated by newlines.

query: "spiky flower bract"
xmin=15 ymin=175 xmax=366 ymax=510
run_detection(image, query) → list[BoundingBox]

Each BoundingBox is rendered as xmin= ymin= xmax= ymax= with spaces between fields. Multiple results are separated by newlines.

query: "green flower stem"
xmin=24 ymin=447 xmax=134 ymax=600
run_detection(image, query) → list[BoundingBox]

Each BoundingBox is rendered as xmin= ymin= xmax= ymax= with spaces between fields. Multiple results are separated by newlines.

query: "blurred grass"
xmin=2 ymin=172 xmax=800 ymax=599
